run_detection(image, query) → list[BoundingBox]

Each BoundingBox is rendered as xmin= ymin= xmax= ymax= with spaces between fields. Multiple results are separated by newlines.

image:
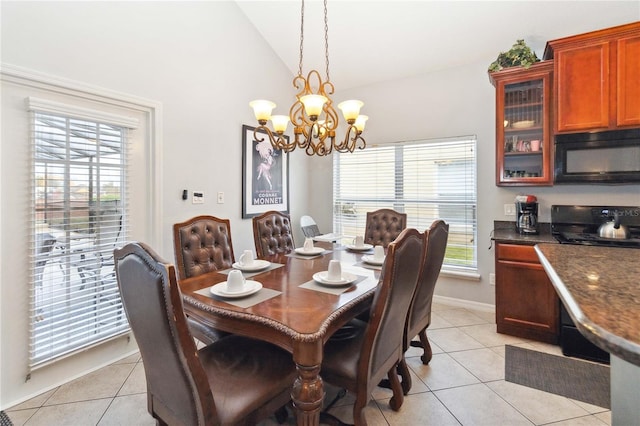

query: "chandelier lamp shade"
xmin=249 ymin=0 xmax=368 ymax=156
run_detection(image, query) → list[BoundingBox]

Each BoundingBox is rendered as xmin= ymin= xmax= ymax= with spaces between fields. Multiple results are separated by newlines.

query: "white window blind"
xmin=29 ymin=105 xmax=132 ymax=370
xmin=333 ymin=136 xmax=477 ymax=273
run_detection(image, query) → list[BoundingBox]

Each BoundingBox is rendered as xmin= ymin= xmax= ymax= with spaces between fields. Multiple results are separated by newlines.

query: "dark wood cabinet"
xmin=495 ymin=242 xmax=559 ymax=343
xmin=490 ymin=62 xmax=554 ymax=186
xmin=545 ymin=22 xmax=640 ymax=133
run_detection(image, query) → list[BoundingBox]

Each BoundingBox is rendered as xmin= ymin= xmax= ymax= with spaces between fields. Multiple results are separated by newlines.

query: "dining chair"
xmin=300 ymin=215 xmax=321 ymax=238
xmin=363 ymin=208 xmax=407 ymax=248
xmin=321 ymin=228 xmax=425 ymax=425
xmin=173 ymin=215 xmax=236 ymax=345
xmin=396 ymin=220 xmax=449 ymax=394
xmin=114 ymin=242 xmax=296 ymax=426
xmin=252 ymin=210 xmax=295 ymax=258
xmin=173 ymin=215 xmax=236 ymax=279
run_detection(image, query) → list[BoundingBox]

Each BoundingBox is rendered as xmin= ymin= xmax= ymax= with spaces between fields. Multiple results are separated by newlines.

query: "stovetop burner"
xmin=558 ymin=231 xmax=640 ymax=248
xmin=551 ymin=205 xmax=640 ymax=248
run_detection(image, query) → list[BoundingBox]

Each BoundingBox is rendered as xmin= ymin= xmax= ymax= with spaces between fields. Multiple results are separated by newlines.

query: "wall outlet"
xmin=489 ymin=273 xmax=496 ymax=286
xmin=217 ymin=191 xmax=224 ymax=204
xmin=193 ymin=191 xmax=204 ymax=204
xmin=504 ymin=203 xmax=516 ymax=216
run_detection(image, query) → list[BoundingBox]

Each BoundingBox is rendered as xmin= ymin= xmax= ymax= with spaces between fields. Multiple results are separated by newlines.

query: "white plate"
xmin=295 ymin=247 xmax=325 ymax=255
xmin=232 ymin=259 xmax=271 ymax=272
xmin=362 ymin=255 xmax=385 ymax=266
xmin=512 ymin=120 xmax=535 ymax=129
xmin=346 ymin=243 xmax=373 ymax=252
xmin=312 ymin=271 xmax=358 ymax=286
xmin=210 ymin=280 xmax=262 ymax=298
xmin=313 ymin=233 xmax=341 ymax=242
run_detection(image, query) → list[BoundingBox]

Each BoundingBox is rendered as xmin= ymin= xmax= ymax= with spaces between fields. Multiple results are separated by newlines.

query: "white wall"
xmin=1 ymin=1 xmax=304 ymax=408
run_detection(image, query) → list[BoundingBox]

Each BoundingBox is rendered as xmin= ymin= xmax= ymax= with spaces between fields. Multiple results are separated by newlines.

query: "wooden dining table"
xmin=179 ymin=242 xmax=382 ymax=425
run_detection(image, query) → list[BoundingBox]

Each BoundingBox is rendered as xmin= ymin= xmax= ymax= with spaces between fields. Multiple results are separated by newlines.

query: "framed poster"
xmin=242 ymin=125 xmax=290 ymax=218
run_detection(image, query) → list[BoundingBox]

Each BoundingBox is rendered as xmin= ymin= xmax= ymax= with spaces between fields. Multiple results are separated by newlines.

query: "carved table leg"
xmin=292 ymin=363 xmax=324 ymax=426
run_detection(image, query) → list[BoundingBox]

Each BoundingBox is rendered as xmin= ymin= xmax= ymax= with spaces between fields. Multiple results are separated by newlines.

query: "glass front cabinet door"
xmin=490 ymin=61 xmax=553 ymax=186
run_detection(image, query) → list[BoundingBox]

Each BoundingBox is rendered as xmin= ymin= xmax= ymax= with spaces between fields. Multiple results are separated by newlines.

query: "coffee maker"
xmin=516 ymin=201 xmax=539 ymax=234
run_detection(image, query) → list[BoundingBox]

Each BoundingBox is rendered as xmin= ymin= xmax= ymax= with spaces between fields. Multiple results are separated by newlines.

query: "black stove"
xmin=551 ymin=205 xmax=640 ymax=248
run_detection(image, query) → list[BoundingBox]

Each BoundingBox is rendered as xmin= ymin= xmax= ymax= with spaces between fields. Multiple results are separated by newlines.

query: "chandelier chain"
xmin=324 ymin=0 xmax=330 ymax=82
xmin=298 ymin=0 xmax=305 ymax=76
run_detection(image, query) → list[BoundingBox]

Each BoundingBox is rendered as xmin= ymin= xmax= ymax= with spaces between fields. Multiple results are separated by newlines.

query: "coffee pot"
xmin=516 ymin=201 xmax=539 ymax=234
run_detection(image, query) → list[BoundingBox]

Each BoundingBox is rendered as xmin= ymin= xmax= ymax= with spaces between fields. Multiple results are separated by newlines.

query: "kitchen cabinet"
xmin=490 ymin=61 xmax=553 ymax=186
xmin=495 ymin=242 xmax=559 ymax=343
xmin=544 ymin=22 xmax=640 ymax=133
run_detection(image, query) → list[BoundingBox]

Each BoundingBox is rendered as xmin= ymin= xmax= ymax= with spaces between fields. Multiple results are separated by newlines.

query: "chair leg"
xmin=274 ymin=405 xmax=289 ymax=424
xmin=397 ymin=356 xmax=412 ymax=395
xmin=387 ymin=365 xmax=404 ymax=411
xmin=418 ymin=329 xmax=432 ymax=364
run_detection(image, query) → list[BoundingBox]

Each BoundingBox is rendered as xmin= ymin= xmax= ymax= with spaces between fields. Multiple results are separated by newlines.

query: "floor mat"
xmin=0 ymin=411 xmax=13 ymax=426
xmin=505 ymin=344 xmax=610 ymax=408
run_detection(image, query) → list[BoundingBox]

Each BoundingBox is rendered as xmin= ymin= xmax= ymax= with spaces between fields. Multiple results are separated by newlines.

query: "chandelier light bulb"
xmin=338 ymin=100 xmax=364 ymax=123
xmin=249 ymin=100 xmax=276 ymax=123
xmin=300 ymin=94 xmax=328 ymax=119
xmin=271 ymin=115 xmax=290 ymax=133
xmin=354 ymin=115 xmax=369 ymax=132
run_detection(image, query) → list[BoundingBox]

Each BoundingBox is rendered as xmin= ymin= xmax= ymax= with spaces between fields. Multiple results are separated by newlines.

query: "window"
xmin=333 ymin=136 xmax=477 ymax=273
xmin=29 ymin=100 xmax=135 ymax=369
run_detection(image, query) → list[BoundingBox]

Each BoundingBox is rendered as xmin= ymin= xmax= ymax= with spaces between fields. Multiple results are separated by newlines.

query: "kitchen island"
xmin=535 ymin=243 xmax=640 ymax=425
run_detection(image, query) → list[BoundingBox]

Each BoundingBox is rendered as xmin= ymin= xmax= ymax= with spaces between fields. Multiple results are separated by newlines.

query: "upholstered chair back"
xmin=321 ymin=228 xmax=424 ymax=424
xmin=115 ymin=242 xmax=214 ymax=425
xmin=173 ymin=215 xmax=235 ymax=280
xmin=364 ymin=208 xmax=407 ymax=247
xmin=405 ymin=220 xmax=449 ymax=363
xmin=252 ymin=210 xmax=295 ymax=258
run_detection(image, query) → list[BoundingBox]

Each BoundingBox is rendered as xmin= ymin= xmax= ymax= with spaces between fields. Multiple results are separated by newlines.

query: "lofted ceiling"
xmin=236 ymin=1 xmax=639 ymax=91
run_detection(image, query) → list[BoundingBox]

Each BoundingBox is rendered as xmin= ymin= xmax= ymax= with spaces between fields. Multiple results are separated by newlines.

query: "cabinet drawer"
xmin=496 ymin=243 xmax=539 ymax=263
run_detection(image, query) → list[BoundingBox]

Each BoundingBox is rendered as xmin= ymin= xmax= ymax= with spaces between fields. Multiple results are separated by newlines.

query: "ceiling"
xmin=236 ymin=1 xmax=639 ymax=91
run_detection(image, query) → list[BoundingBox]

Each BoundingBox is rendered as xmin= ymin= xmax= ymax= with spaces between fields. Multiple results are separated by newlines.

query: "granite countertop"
xmin=492 ymin=221 xmax=558 ymax=245
xmin=535 ymin=243 xmax=640 ymax=367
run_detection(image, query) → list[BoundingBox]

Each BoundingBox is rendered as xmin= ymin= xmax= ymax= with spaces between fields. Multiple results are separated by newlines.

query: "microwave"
xmin=554 ymin=129 xmax=640 ymax=184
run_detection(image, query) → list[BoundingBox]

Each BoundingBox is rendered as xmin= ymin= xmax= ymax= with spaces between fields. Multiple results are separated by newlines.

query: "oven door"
xmin=554 ymin=129 xmax=640 ymax=184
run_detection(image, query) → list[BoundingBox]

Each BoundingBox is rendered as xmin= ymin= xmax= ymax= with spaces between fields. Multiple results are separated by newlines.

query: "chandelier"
xmin=249 ymin=0 xmax=368 ymax=157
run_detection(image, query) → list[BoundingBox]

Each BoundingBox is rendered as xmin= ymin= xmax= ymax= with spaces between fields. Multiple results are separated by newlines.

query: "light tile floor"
xmin=6 ymin=303 xmax=612 ymax=425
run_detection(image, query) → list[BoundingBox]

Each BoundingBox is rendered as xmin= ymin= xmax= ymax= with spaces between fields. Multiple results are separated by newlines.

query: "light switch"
xmin=217 ymin=192 xmax=224 ymax=204
xmin=193 ymin=191 xmax=204 ymax=204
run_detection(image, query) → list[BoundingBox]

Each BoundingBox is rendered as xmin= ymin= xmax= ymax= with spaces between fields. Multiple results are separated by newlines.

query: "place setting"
xmin=196 ymin=268 xmax=281 ymax=308
xmin=218 ymin=250 xmax=284 ymax=278
xmin=356 ymin=245 xmax=386 ymax=270
xmin=345 ymin=235 xmax=373 ymax=253
xmin=288 ymin=237 xmax=331 ymax=259
xmin=300 ymin=260 xmax=368 ymax=295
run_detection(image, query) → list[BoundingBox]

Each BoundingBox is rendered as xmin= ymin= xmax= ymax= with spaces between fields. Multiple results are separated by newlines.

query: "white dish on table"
xmin=512 ymin=120 xmax=535 ymax=129
xmin=312 ymin=271 xmax=358 ymax=286
xmin=346 ymin=243 xmax=373 ymax=252
xmin=313 ymin=233 xmax=341 ymax=242
xmin=361 ymin=255 xmax=384 ymax=266
xmin=232 ymin=259 xmax=271 ymax=272
xmin=210 ymin=280 xmax=262 ymax=298
xmin=294 ymin=247 xmax=325 ymax=255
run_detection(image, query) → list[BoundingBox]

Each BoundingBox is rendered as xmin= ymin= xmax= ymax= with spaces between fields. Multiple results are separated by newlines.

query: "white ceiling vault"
xmin=235 ymin=0 xmax=639 ymax=91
